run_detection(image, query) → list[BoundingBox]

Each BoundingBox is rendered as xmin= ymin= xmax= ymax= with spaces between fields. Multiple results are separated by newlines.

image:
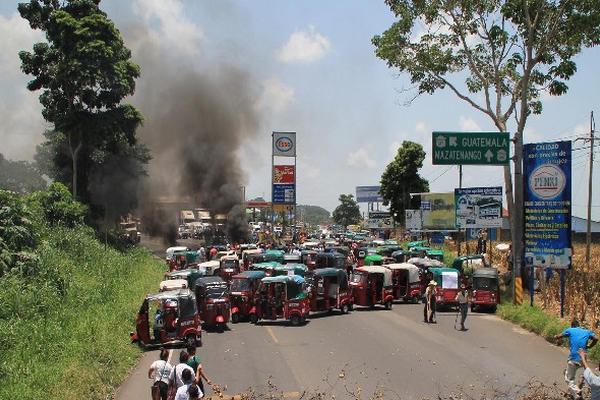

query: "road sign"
xmin=368 ymin=211 xmax=392 ymax=229
xmin=432 ymin=131 xmax=510 ymax=165
xmin=272 ymin=184 xmax=295 ymax=204
xmin=455 ymin=187 xmax=503 ymax=228
xmin=273 ymin=132 xmax=296 ymax=157
xmin=356 ymin=186 xmax=383 ymax=203
xmin=524 ymin=141 xmax=572 ymax=269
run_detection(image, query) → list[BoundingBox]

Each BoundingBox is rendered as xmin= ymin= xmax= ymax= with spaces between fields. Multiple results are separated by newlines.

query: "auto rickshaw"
xmin=301 ymin=250 xmax=318 ymax=270
xmin=307 ymin=268 xmax=353 ymax=314
xmin=169 ymin=250 xmax=200 ymax=272
xmin=426 ymin=249 xmax=445 ymax=262
xmin=273 ymin=263 xmax=309 ymax=277
xmin=408 ymin=246 xmax=430 ymax=259
xmin=452 ymin=255 xmax=488 ymax=275
xmin=391 ymin=250 xmax=408 ymax=263
xmin=364 ymin=254 xmax=384 ymax=266
xmin=130 ymin=289 xmax=202 ymax=349
xmin=250 ymin=261 xmax=281 ymax=276
xmin=429 ymin=267 xmax=461 ymax=309
xmin=324 ymin=246 xmax=350 ymax=257
xmin=385 ymin=263 xmax=422 ymax=303
xmin=316 ymin=252 xmax=346 ymax=269
xmin=355 ymin=247 xmax=369 ymax=267
xmin=230 ymin=270 xmax=266 ymax=323
xmin=283 ymin=253 xmax=302 ymax=264
xmin=159 ymin=279 xmax=188 ymax=292
xmin=194 ymin=277 xmax=231 ymax=330
xmin=164 ymin=268 xmax=205 ymax=291
xmin=219 ymin=255 xmax=240 ymax=283
xmin=264 ymin=249 xmax=285 ymax=263
xmin=242 ymin=248 xmax=263 ymax=270
xmin=249 ymin=275 xmax=309 ymax=326
xmin=166 ymin=246 xmax=190 ymax=262
xmin=471 ymin=267 xmax=499 ymax=312
xmin=349 ymin=266 xmax=394 ymax=310
xmin=198 ymin=260 xmax=221 ymax=276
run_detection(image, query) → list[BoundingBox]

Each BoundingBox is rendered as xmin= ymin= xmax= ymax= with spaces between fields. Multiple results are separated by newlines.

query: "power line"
xmin=429 ymin=166 xmax=455 ymax=184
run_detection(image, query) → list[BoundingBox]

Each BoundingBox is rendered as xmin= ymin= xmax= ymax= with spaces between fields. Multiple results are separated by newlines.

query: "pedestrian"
xmin=187 ymin=346 xmax=212 ymax=395
xmin=578 ymin=349 xmax=600 ymax=399
xmin=554 ymin=320 xmax=598 ymax=399
xmin=174 ymin=369 xmax=200 ymax=400
xmin=455 ymin=284 xmax=469 ymax=331
xmin=187 ymin=384 xmax=202 ymax=400
xmin=148 ymin=348 xmax=172 ymax=400
xmin=169 ymin=350 xmax=196 ymax=393
xmin=424 ymin=280 xmax=437 ymax=323
xmin=476 ymin=230 xmax=484 ymax=254
xmin=209 ymin=247 xmax=217 ymax=261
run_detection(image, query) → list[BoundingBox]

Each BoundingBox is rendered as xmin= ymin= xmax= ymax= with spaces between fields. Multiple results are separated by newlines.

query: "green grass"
xmin=0 ymin=226 xmax=165 ymax=400
xmin=498 ymin=302 xmax=600 ymax=362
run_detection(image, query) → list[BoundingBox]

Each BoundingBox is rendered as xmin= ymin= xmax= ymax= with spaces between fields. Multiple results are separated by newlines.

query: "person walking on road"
xmin=174 ymin=369 xmax=202 ymax=400
xmin=148 ymin=348 xmax=172 ymax=400
xmin=424 ymin=280 xmax=437 ymax=323
xmin=579 ymin=349 xmax=600 ymax=400
xmin=187 ymin=346 xmax=212 ymax=395
xmin=169 ymin=350 xmax=195 ymax=394
xmin=455 ymin=285 xmax=469 ymax=331
xmin=554 ymin=320 xmax=598 ymax=399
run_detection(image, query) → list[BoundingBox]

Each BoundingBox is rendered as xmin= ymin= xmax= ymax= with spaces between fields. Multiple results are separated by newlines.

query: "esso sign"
xmin=529 ymin=164 xmax=566 ymax=199
xmin=275 ymin=137 xmax=293 ymax=153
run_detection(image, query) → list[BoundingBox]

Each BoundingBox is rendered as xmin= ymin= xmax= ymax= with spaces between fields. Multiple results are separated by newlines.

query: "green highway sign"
xmin=432 ymin=131 xmax=510 ymax=165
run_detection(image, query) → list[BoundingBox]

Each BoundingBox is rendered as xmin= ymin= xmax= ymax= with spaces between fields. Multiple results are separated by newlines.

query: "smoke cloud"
xmin=128 ymin=19 xmax=260 ymax=244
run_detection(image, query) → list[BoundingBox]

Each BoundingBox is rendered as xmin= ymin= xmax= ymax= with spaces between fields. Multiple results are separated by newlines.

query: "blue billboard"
xmin=272 ymin=184 xmax=295 ymax=204
xmin=356 ymin=186 xmax=383 ymax=203
xmin=523 ymin=140 xmax=572 ymax=269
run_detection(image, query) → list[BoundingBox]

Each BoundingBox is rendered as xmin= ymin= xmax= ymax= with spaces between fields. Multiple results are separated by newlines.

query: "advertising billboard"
xmin=273 ymin=132 xmax=296 ymax=157
xmin=420 ymin=193 xmax=456 ymax=230
xmin=272 ymin=184 xmax=295 ymax=204
xmin=273 ymin=165 xmax=295 ymax=184
xmin=455 ymin=187 xmax=503 ymax=228
xmin=405 ymin=209 xmax=422 ymax=230
xmin=524 ymin=141 xmax=572 ymax=269
xmin=356 ymin=186 xmax=383 ymax=203
xmin=368 ymin=211 xmax=393 ymax=229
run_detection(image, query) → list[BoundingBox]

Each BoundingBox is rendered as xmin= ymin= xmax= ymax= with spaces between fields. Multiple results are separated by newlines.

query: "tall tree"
xmin=18 ymin=0 xmax=148 ymax=207
xmin=332 ymin=194 xmax=362 ymax=228
xmin=373 ymin=0 xmax=600 ymax=284
xmin=380 ymin=141 xmax=429 ymax=226
xmin=0 ymin=154 xmax=46 ymax=194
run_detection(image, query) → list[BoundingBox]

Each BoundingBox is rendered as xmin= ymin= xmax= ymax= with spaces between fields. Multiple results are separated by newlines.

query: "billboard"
xmin=272 ymin=184 xmax=295 ymax=204
xmin=273 ymin=165 xmax=295 ymax=184
xmin=524 ymin=141 xmax=572 ymax=269
xmin=368 ymin=211 xmax=393 ymax=229
xmin=421 ymin=193 xmax=455 ymax=230
xmin=405 ymin=209 xmax=422 ymax=230
xmin=455 ymin=187 xmax=503 ymax=228
xmin=273 ymin=132 xmax=296 ymax=157
xmin=356 ymin=186 xmax=383 ymax=203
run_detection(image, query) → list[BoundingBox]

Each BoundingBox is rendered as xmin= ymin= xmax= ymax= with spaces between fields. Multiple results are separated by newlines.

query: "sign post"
xmin=272 ymin=132 xmax=297 ymax=230
xmin=432 ymin=132 xmax=510 ymax=165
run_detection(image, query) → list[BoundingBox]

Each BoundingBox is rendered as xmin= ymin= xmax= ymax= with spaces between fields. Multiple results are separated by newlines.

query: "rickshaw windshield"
xmin=473 ymin=277 xmax=496 ymax=290
xmin=351 ymin=272 xmax=368 ymax=285
xmin=205 ymin=284 xmax=228 ymax=299
xmin=222 ymin=260 xmax=238 ymax=269
xmin=230 ymin=278 xmax=251 ymax=292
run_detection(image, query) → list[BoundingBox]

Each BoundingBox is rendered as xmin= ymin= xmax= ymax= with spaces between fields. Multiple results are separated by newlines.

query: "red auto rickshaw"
xmin=130 ymin=289 xmax=202 ymax=349
xmin=301 ymin=250 xmax=318 ymax=270
xmin=307 ymin=268 xmax=353 ymax=314
xmin=471 ymin=267 xmax=499 ymax=312
xmin=194 ymin=277 xmax=230 ymax=331
xmin=350 ymin=266 xmax=394 ymax=310
xmin=385 ymin=263 xmax=422 ymax=303
xmin=249 ymin=275 xmax=309 ymax=326
xmin=429 ymin=267 xmax=461 ymax=309
xmin=219 ymin=255 xmax=240 ymax=283
xmin=230 ymin=270 xmax=266 ymax=323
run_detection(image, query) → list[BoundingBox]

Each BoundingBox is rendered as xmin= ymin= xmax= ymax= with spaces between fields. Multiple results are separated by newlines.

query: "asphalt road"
xmin=117 ymin=237 xmax=569 ymax=399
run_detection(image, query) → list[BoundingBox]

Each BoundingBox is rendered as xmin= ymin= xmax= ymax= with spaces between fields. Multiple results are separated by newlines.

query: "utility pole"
xmin=586 ymin=111 xmax=595 ymax=264
xmin=457 ymin=165 xmax=463 ymax=256
xmin=513 ymin=129 xmax=524 ymax=305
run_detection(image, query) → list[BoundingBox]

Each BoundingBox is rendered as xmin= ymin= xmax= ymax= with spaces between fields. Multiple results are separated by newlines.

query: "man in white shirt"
xmin=148 ymin=349 xmax=173 ymax=400
xmin=169 ymin=351 xmax=196 ymax=392
xmin=455 ymin=285 xmax=469 ymax=331
xmin=579 ymin=349 xmax=600 ymax=400
xmin=175 ymin=369 xmax=203 ymax=399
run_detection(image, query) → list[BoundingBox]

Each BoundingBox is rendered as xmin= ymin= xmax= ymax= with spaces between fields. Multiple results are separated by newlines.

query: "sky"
xmin=1 ymin=0 xmax=599 ymax=219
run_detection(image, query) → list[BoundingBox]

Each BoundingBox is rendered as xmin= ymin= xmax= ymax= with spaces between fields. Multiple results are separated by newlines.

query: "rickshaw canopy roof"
xmin=265 ymin=249 xmax=285 ymax=256
xmin=426 ymin=249 xmax=444 ymax=256
xmin=235 ymin=270 xmax=266 ymax=280
xmin=385 ymin=263 xmax=420 ymax=283
xmin=314 ymin=267 xmax=348 ymax=279
xmin=194 ymin=276 xmax=226 ymax=287
xmin=318 ymin=251 xmax=345 ymax=259
xmin=275 ymin=263 xmax=308 ymax=272
xmin=364 ymin=254 xmax=383 ymax=264
xmin=407 ymin=240 xmax=427 ymax=248
xmin=252 ymin=261 xmax=281 ymax=269
xmin=407 ymin=257 xmax=445 ymax=268
xmin=429 ymin=267 xmax=459 ymax=276
xmin=167 ymin=268 xmax=201 ymax=278
xmin=262 ymin=275 xmax=306 ymax=285
xmin=472 ymin=267 xmax=499 ymax=279
xmin=160 ymin=279 xmax=188 ymax=291
xmin=391 ymin=250 xmax=407 ymax=256
xmin=356 ymin=265 xmax=393 ymax=286
xmin=146 ymin=288 xmax=194 ymax=302
xmin=198 ymin=260 xmax=220 ymax=268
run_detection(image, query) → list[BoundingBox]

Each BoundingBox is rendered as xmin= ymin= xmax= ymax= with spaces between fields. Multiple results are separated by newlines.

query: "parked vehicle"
xmin=301 ymin=250 xmax=318 ymax=270
xmin=130 ymin=289 xmax=201 ymax=349
xmin=364 ymin=254 xmax=384 ymax=266
xmin=316 ymin=252 xmax=346 ymax=269
xmin=264 ymin=249 xmax=285 ymax=263
xmin=385 ymin=263 xmax=422 ymax=303
xmin=350 ymin=266 xmax=394 ymax=309
xmin=250 ymin=261 xmax=281 ymax=276
xmin=273 ymin=263 xmax=309 ymax=277
xmin=250 ymin=275 xmax=310 ymax=326
xmin=159 ymin=279 xmax=188 ymax=292
xmin=429 ymin=267 xmax=461 ymax=309
xmin=194 ymin=277 xmax=230 ymax=330
xmin=230 ymin=271 xmax=266 ymax=323
xmin=219 ymin=255 xmax=240 ymax=283
xmin=307 ymin=268 xmax=353 ymax=314
xmin=166 ymin=246 xmax=190 ymax=262
xmin=242 ymin=248 xmax=263 ymax=270
xmin=471 ymin=268 xmax=499 ymax=312
xmin=452 ymin=255 xmax=488 ymax=274
xmin=164 ymin=268 xmax=205 ymax=291
xmin=169 ymin=250 xmax=200 ymax=272
xmin=283 ymin=253 xmax=302 ymax=264
xmin=391 ymin=250 xmax=409 ymax=263
xmin=198 ymin=260 xmax=221 ymax=276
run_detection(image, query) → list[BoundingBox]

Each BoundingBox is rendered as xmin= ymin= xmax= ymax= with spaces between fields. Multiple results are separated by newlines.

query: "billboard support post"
xmin=458 ymin=165 xmax=463 ymax=256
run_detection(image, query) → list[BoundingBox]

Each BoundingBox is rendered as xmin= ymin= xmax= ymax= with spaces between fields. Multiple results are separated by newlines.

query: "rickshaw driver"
xmin=163 ymin=300 xmax=178 ymax=333
xmin=154 ymin=308 xmax=164 ymax=341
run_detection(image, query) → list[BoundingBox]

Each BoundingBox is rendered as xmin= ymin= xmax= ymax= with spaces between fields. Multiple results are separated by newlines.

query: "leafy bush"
xmin=37 ymin=182 xmax=87 ymax=227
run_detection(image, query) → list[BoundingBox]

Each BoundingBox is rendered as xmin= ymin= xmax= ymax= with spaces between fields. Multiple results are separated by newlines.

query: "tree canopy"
xmin=0 ymin=154 xmax=47 ymax=194
xmin=380 ymin=141 xmax=429 ymax=225
xmin=332 ymin=194 xmax=362 ymax=228
xmin=19 ymin=0 xmax=149 ymax=219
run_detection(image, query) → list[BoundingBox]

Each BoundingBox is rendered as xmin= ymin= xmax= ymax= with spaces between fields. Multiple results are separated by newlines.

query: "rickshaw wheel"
xmin=341 ymin=304 xmax=349 ymax=314
xmin=185 ymin=334 xmax=197 ymax=348
xmin=384 ymin=301 xmax=392 ymax=310
xmin=471 ymin=304 xmax=476 ymax=312
xmin=231 ymin=313 xmax=240 ymax=324
xmin=250 ymin=314 xmax=259 ymax=324
xmin=290 ymin=315 xmax=301 ymax=326
xmin=490 ymin=305 xmax=497 ymax=313
xmin=348 ymin=303 xmax=354 ymax=311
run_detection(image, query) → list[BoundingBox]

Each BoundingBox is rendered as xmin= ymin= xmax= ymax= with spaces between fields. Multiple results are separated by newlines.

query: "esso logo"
xmin=275 ymin=137 xmax=293 ymax=153
xmin=529 ymin=164 xmax=566 ymax=199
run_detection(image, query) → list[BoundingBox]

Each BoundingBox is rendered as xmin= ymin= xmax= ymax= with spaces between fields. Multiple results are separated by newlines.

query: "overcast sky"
xmin=1 ymin=1 xmax=599 ymax=218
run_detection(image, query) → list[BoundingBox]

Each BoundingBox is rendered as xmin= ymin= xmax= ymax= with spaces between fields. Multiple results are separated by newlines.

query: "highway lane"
xmin=115 ymin=301 xmax=568 ymax=399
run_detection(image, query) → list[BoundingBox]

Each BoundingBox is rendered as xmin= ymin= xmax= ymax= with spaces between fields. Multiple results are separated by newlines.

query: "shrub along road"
xmin=116 ymin=297 xmax=569 ymax=399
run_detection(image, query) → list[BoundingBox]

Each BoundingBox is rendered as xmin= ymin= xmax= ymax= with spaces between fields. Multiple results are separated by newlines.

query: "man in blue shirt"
xmin=555 ymin=320 xmax=598 ymax=399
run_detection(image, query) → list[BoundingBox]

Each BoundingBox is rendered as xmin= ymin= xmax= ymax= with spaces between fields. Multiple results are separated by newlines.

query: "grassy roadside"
xmin=0 ymin=227 xmax=164 ymax=400
xmin=497 ymin=301 xmax=600 ymax=362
